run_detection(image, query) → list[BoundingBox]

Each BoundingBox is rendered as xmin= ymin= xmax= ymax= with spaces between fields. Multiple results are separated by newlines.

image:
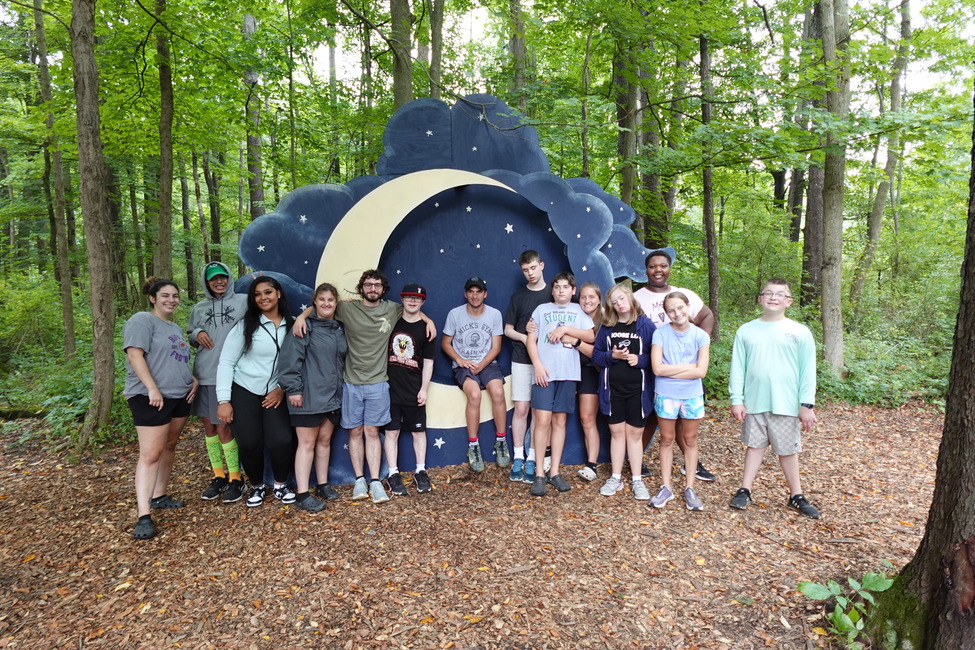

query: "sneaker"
xmin=273 ymin=485 xmax=296 ymax=505
xmin=493 ymin=438 xmax=511 ymax=468
xmin=530 ymin=475 xmax=547 ymax=497
xmin=202 ymin=476 xmax=229 ymax=500
xmin=522 ymin=460 xmax=536 ymax=484
xmin=788 ymin=494 xmax=821 ymax=519
xmin=632 ymin=479 xmax=651 ymax=501
xmin=641 ymin=463 xmax=652 ymax=478
xmin=467 ymin=444 xmax=485 ymax=472
xmin=132 ymin=516 xmax=156 ymax=540
xmin=150 ymin=494 xmax=185 ymax=510
xmin=729 ymin=487 xmax=752 ymax=510
xmin=388 ymin=472 xmax=408 ymax=497
xmin=508 ymin=458 xmax=525 ymax=482
xmin=352 ymin=477 xmax=369 ymax=500
xmin=316 ymin=484 xmax=341 ymax=501
xmin=543 ymin=448 xmax=552 ymax=473
xmin=370 ymin=480 xmax=390 ymax=504
xmin=599 ymin=476 xmax=625 ymax=496
xmin=548 ymin=474 xmax=571 ymax=493
xmin=296 ymin=495 xmax=327 ymax=512
xmin=246 ymin=485 xmax=266 ymax=508
xmin=681 ymin=462 xmax=717 ymax=482
xmin=222 ymin=479 xmax=245 ymax=503
xmin=650 ymin=485 xmax=674 ymax=508
xmin=577 ymin=466 xmax=597 ymax=482
xmin=684 ymin=486 xmax=704 ymax=511
xmin=413 ymin=470 xmax=432 ymax=493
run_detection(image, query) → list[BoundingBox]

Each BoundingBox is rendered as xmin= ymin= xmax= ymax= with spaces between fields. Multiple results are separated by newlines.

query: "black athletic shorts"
xmin=127 ymin=393 xmax=191 ymax=427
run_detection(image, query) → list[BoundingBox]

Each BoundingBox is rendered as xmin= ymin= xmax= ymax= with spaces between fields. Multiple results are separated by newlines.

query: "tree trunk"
xmin=151 ymin=0 xmax=174 ymax=279
xmin=700 ymin=34 xmax=720 ymax=341
xmin=391 ymin=0 xmax=413 ymax=109
xmin=869 ymin=80 xmax=975 ymax=650
xmin=425 ymin=0 xmax=443 ymax=99
xmin=202 ymin=151 xmax=222 ymax=256
xmin=243 ymin=14 xmax=265 ymax=221
xmin=850 ymin=0 xmax=910 ymax=306
xmin=71 ymin=0 xmax=115 ymax=450
xmin=190 ymin=150 xmax=211 ymax=262
xmin=819 ymin=0 xmax=850 ymax=376
xmin=614 ymin=48 xmax=638 ymax=207
xmin=788 ymin=169 xmax=806 ymax=242
xmin=802 ymin=164 xmax=824 ymax=307
xmin=509 ymin=0 xmax=527 ymax=110
xmin=129 ymin=176 xmax=145 ymax=300
xmin=34 ymin=0 xmax=75 ymax=356
xmin=178 ymin=156 xmax=194 ymax=299
xmin=579 ymin=30 xmax=593 ymax=179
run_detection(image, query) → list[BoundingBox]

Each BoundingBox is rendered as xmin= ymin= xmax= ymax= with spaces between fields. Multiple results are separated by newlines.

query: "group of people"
xmin=122 ymin=247 xmax=821 ymax=541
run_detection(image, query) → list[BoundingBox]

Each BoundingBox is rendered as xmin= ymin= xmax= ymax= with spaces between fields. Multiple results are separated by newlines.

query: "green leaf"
xmin=797 ymin=582 xmax=833 ymax=600
xmin=861 ymin=573 xmax=895 ymax=592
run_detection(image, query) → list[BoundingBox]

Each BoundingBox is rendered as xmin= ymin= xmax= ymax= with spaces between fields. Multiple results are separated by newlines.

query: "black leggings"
xmin=230 ymin=383 xmax=295 ymax=484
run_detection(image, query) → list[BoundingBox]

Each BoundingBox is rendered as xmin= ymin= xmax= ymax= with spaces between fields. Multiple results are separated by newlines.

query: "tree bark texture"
xmin=243 ymin=14 xmax=265 ymax=221
xmin=802 ymin=164 xmax=824 ymax=307
xmin=614 ymin=49 xmax=638 ymax=208
xmin=700 ymin=34 xmax=719 ymax=341
xmin=508 ymin=0 xmax=527 ymax=111
xmin=391 ymin=0 xmax=413 ymax=108
xmin=425 ymin=0 xmax=443 ymax=99
xmin=71 ymin=0 xmax=116 ymax=449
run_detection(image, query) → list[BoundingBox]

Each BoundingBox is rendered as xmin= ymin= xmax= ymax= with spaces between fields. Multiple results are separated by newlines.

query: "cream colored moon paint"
xmin=317 ymin=168 xmax=517 ymax=429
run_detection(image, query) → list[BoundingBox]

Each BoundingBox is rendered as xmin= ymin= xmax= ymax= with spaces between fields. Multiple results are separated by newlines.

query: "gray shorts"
xmin=511 ymin=362 xmax=534 ymax=402
xmin=742 ymin=412 xmax=802 ymax=455
xmin=192 ymin=384 xmax=219 ymax=421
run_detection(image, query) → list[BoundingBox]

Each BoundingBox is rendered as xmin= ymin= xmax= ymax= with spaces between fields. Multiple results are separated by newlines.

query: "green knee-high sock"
xmin=222 ymin=439 xmax=241 ymax=481
xmin=205 ymin=435 xmax=225 ymax=478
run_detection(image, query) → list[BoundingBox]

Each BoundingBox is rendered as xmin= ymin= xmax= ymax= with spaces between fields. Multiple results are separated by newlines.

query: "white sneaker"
xmin=631 ymin=479 xmax=650 ymax=500
xmin=599 ymin=476 xmax=624 ymax=496
xmin=369 ymin=480 xmax=390 ymax=504
xmin=577 ymin=466 xmax=597 ymax=482
xmin=351 ymin=477 xmax=369 ymax=500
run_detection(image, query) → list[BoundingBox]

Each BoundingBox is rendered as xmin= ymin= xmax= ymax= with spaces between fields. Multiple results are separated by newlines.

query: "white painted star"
xmin=343 ymin=444 xmax=349 ymax=450
xmin=476 ymin=244 xmax=481 ymax=249
xmin=257 ymin=245 xmax=265 ymax=252
xmin=576 ymin=234 xmax=581 ymax=238
xmin=478 ymin=113 xmax=485 ymax=121
xmin=440 ymin=249 xmax=445 ymax=253
xmin=586 ymin=207 xmax=592 ymax=213
xmin=396 ymin=269 xmax=401 ymax=274
xmin=466 ymin=206 xmax=472 ymax=212
xmin=582 ymin=266 xmax=588 ymax=272
xmin=620 ymin=207 xmax=625 ymax=211
xmin=301 ymin=304 xmax=308 ymax=310
xmin=608 ymin=244 xmax=613 ymax=248
xmin=434 ymin=202 xmax=440 ymax=208
xmin=299 ymin=214 xmax=308 ymax=223
xmin=304 ymin=260 xmax=308 ymax=264
xmin=426 ymin=130 xmax=433 ymax=136
xmin=504 ymin=224 xmax=514 ymax=234
xmin=548 ymin=227 xmax=553 ymax=232
xmin=472 ymin=146 xmax=478 ymax=152
xmin=434 ymin=437 xmax=445 ymax=449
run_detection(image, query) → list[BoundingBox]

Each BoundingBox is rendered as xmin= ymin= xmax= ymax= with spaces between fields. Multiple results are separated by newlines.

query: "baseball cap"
xmin=205 ymin=264 xmax=230 ymax=281
xmin=464 ymin=276 xmax=487 ymax=291
xmin=400 ymin=283 xmax=427 ymax=299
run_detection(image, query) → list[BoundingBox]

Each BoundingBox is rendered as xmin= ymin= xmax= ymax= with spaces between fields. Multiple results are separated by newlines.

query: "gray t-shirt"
xmin=529 ymin=302 xmax=593 ymax=382
xmin=444 ymin=304 xmax=503 ymax=366
xmin=123 ymin=311 xmax=194 ymax=398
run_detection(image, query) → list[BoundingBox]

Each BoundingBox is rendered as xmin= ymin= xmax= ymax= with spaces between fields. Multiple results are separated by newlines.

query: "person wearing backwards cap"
xmin=384 ymin=284 xmax=437 ymax=495
xmin=441 ymin=276 xmax=507 ymax=472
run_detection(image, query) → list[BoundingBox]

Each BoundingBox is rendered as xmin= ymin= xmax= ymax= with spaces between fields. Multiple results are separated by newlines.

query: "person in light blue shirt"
xmin=649 ymin=292 xmax=710 ymax=511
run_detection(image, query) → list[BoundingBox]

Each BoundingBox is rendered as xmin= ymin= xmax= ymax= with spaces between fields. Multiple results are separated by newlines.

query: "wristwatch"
xmin=573 ymin=338 xmax=582 ymax=348
xmin=800 ymin=403 xmax=814 ymax=409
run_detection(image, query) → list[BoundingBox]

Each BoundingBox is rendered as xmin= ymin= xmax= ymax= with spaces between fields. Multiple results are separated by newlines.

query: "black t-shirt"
xmin=607 ymin=321 xmax=645 ymax=397
xmin=505 ymin=286 xmax=551 ymax=364
xmin=387 ymin=318 xmax=436 ymax=406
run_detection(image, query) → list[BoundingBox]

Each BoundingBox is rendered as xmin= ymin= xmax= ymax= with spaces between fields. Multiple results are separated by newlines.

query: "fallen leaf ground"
xmin=0 ymin=404 xmax=942 ymax=649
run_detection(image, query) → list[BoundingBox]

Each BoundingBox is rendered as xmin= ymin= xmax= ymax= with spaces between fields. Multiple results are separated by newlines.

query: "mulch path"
xmin=0 ymin=404 xmax=942 ymax=649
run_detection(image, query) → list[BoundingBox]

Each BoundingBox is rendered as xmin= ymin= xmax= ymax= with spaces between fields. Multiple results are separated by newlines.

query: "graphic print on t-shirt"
xmin=390 ymin=332 xmax=418 ymax=368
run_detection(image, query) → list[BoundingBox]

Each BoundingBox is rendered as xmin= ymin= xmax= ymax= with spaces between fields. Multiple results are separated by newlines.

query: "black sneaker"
xmin=316 ymin=484 xmax=341 ymax=501
xmin=530 ymin=475 xmax=547 ymax=497
xmin=388 ymin=472 xmax=408 ymax=497
xmin=788 ymin=494 xmax=821 ymax=519
xmin=246 ymin=484 xmax=267 ymax=508
xmin=696 ymin=462 xmax=717 ymax=482
xmin=222 ymin=479 xmax=245 ymax=503
xmin=641 ymin=463 xmax=652 ymax=478
xmin=729 ymin=487 xmax=752 ymax=510
xmin=150 ymin=494 xmax=185 ymax=510
xmin=201 ymin=476 xmax=229 ymax=500
xmin=414 ymin=470 xmax=432 ymax=494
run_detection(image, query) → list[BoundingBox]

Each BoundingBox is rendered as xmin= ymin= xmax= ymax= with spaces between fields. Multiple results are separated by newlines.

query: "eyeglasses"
xmin=759 ymin=291 xmax=792 ymax=299
xmin=362 ymin=282 xmax=384 ymax=289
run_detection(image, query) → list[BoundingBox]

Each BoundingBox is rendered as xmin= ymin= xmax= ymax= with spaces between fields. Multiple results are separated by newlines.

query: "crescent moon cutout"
xmin=317 ymin=169 xmax=519 ymax=430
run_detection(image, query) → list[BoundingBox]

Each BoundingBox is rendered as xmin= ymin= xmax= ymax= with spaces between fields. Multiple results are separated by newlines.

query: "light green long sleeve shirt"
xmin=729 ymin=317 xmax=816 ymax=417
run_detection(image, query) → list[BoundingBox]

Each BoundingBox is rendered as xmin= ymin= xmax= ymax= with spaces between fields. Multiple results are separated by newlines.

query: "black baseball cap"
xmin=400 ymin=283 xmax=427 ymax=299
xmin=464 ymin=276 xmax=487 ymax=291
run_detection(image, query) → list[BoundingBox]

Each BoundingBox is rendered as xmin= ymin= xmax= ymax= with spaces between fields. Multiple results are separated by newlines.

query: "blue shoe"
xmin=522 ymin=460 xmax=536 ymax=484
xmin=508 ymin=458 xmax=525 ymax=482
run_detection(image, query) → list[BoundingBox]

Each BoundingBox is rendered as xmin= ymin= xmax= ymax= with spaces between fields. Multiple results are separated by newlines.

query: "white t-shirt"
xmin=529 ymin=302 xmax=594 ymax=382
xmin=634 ymin=286 xmax=705 ymax=328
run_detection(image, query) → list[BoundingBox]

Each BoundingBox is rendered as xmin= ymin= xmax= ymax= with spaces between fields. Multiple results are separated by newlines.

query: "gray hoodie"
xmin=187 ymin=261 xmax=248 ymax=385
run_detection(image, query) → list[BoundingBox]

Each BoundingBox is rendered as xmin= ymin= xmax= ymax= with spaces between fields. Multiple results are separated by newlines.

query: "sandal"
xmin=150 ymin=494 xmax=185 ymax=510
xmin=132 ymin=516 xmax=156 ymax=540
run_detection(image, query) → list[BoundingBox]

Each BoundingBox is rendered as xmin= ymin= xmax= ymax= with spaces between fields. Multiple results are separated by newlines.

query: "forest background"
xmin=0 ymin=0 xmax=971 ymax=448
